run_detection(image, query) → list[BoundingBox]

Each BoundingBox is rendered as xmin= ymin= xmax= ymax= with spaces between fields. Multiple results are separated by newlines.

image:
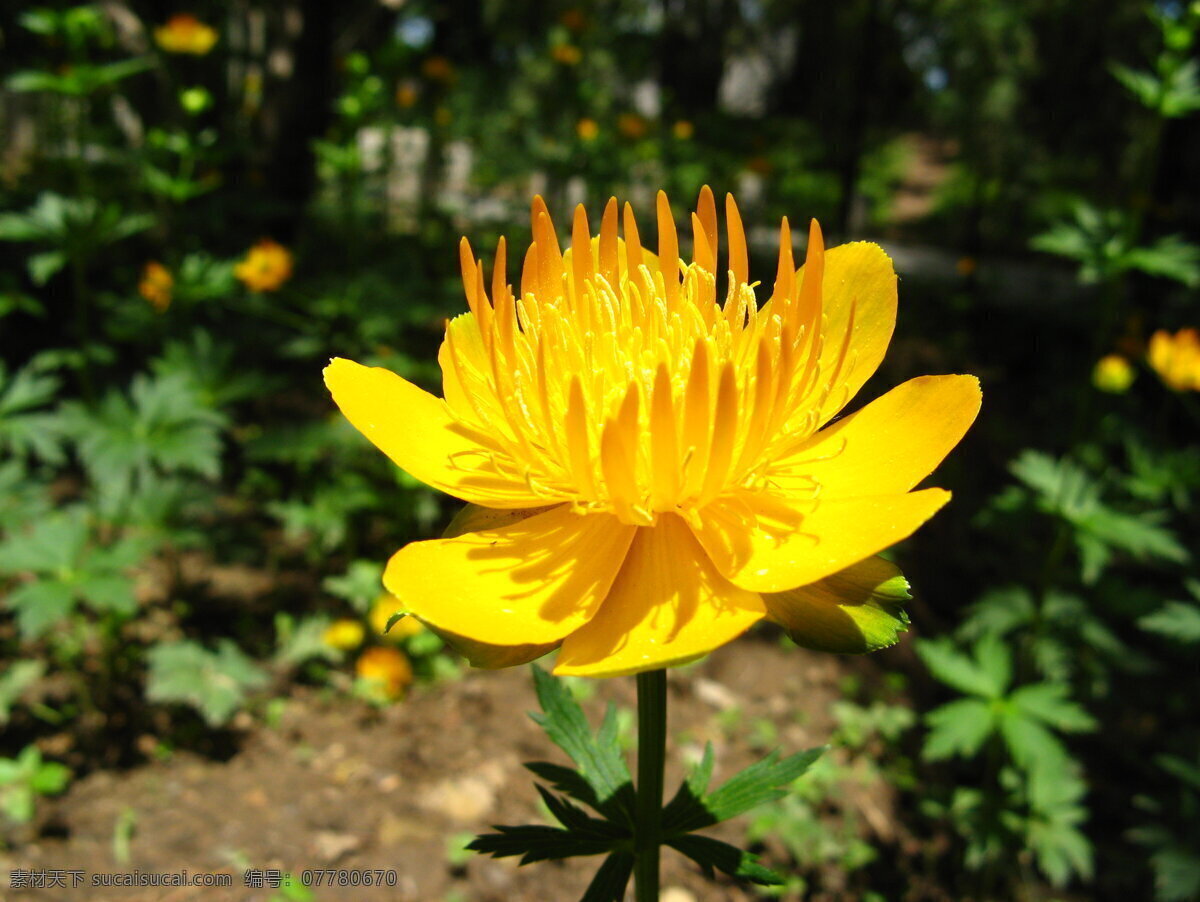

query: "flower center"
xmin=441 ymin=192 xmax=852 ymax=527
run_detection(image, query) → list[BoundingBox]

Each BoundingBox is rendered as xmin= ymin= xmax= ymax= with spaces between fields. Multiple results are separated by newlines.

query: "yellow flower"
xmin=395 ymin=81 xmax=419 ymax=108
xmin=355 ymin=647 xmax=413 ymax=700
xmin=421 ymin=56 xmax=455 ymax=82
xmin=325 ymin=188 xmax=981 ymax=678
xmin=369 ymin=594 xmax=425 ymax=640
xmin=552 ymin=44 xmax=583 ymax=65
xmin=617 ymin=113 xmax=647 ymax=139
xmin=672 ymin=120 xmax=695 ymax=140
xmin=154 ymin=14 xmax=219 ymax=56
xmin=1148 ymin=328 xmax=1200 ymax=391
xmin=323 ymin=619 xmax=366 ymax=651
xmin=138 ymin=261 xmax=173 ymax=312
xmin=235 ymin=239 xmax=293 ymax=292
xmin=1092 ymin=354 xmax=1135 ymax=394
xmin=576 ymin=118 xmax=599 ymax=141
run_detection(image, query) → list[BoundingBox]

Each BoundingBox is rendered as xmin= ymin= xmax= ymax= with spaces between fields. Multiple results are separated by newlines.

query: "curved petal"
xmin=425 ymin=624 xmax=558 ymax=669
xmin=796 ymin=241 xmax=898 ymax=426
xmin=763 ymin=555 xmax=911 ymax=653
xmin=554 ymin=514 xmax=765 ymax=678
xmin=693 ymin=488 xmax=950 ymax=593
xmin=774 ymin=375 xmax=981 ymax=497
xmin=383 ymin=505 xmax=635 ymax=646
xmin=324 ymin=357 xmax=541 ymax=508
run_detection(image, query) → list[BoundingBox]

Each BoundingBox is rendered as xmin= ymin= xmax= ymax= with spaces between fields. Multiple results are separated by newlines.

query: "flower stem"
xmin=634 ymin=668 xmax=667 ymax=902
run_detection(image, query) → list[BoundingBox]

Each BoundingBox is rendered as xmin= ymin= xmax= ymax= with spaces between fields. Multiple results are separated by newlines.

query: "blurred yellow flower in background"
xmin=369 ymin=594 xmax=425 ymax=640
xmin=355 ymin=647 xmax=413 ymax=700
xmin=552 ymin=44 xmax=583 ymax=65
xmin=617 ymin=113 xmax=647 ymax=139
xmin=395 ymin=81 xmax=419 ymax=108
xmin=154 ymin=14 xmax=218 ymax=56
xmin=1092 ymin=355 xmax=1135 ymax=394
xmin=576 ymin=118 xmax=599 ymax=141
xmin=322 ymin=619 xmax=366 ymax=651
xmin=138 ymin=261 xmax=173 ymax=312
xmin=1148 ymin=328 xmax=1200 ymax=391
xmin=235 ymin=239 xmax=293 ymax=292
xmin=672 ymin=120 xmax=695 ymax=140
xmin=326 ymin=188 xmax=980 ymax=678
xmin=421 ymin=56 xmax=454 ymax=82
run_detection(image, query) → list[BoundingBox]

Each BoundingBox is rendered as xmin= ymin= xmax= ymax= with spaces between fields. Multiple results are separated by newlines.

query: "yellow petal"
xmin=383 ymin=505 xmax=635 ymax=646
xmin=798 ymin=241 xmax=898 ymax=426
xmin=694 ymin=489 xmax=950 ymax=593
xmin=763 ymin=555 xmax=911 ymax=653
xmin=776 ymin=375 xmax=981 ymax=497
xmin=426 ymin=624 xmax=558 ymax=669
xmin=554 ymin=514 xmax=765 ymax=677
xmin=324 ymin=357 xmax=540 ymax=508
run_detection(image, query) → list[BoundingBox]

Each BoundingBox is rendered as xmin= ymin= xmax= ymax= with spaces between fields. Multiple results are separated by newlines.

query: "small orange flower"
xmin=617 ymin=113 xmax=647 ymax=139
xmin=323 ymin=619 xmax=366 ymax=651
xmin=552 ymin=44 xmax=583 ymax=65
xmin=395 ymin=81 xmax=419 ymax=108
xmin=672 ymin=120 xmax=695 ymax=140
xmin=356 ymin=647 xmax=414 ymax=700
xmin=154 ymin=14 xmax=218 ymax=56
xmin=576 ymin=118 xmax=599 ymax=141
xmin=560 ymin=9 xmax=588 ymax=31
xmin=1148 ymin=328 xmax=1200 ymax=392
xmin=421 ymin=55 xmax=455 ymax=82
xmin=138 ymin=262 xmax=173 ymax=312
xmin=955 ymin=256 xmax=977 ymax=277
xmin=1092 ymin=355 xmax=1135 ymax=394
xmin=235 ymin=239 xmax=293 ymax=292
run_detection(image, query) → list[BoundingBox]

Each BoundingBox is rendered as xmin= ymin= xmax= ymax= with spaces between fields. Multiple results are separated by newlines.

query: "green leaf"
xmin=29 ymin=761 xmax=70 ymax=795
xmin=529 ymin=666 xmax=635 ymax=825
xmin=915 ymin=636 xmax=1009 ymax=698
xmin=145 ymin=640 xmax=269 ymax=726
xmin=667 ymin=833 xmax=785 ymax=885
xmin=466 ymin=825 xmax=617 ymax=864
xmin=27 ymin=250 xmax=67 ymax=285
xmin=998 ymin=709 xmax=1071 ymax=777
xmin=1139 ymin=601 xmax=1200 ymax=643
xmin=580 ymin=852 xmax=634 ymax=902
xmin=922 ymin=698 xmax=997 ymax=761
xmin=7 ymin=580 xmax=76 ymax=638
xmin=661 ymin=746 xmax=824 ymax=834
xmin=0 ymin=661 xmax=44 ymax=725
xmin=1009 ymin=683 xmax=1096 ymax=733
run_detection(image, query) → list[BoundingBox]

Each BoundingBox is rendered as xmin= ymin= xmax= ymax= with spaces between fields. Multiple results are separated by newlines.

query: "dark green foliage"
xmin=469 ymin=667 xmax=825 ymax=899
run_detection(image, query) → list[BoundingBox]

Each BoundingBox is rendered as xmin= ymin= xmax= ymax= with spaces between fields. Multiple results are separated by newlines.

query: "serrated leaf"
xmin=529 ymin=666 xmax=634 ymax=824
xmin=466 ymin=824 xmax=617 ymax=864
xmin=1009 ymin=683 xmax=1096 ymax=732
xmin=662 ymin=746 xmax=824 ymax=834
xmin=580 ymin=851 xmax=634 ymax=902
xmin=998 ymin=709 xmax=1071 ymax=778
xmin=7 ymin=580 xmax=76 ymax=637
xmin=923 ymin=698 xmax=997 ymax=761
xmin=145 ymin=640 xmax=268 ymax=726
xmin=1139 ymin=601 xmax=1200 ymax=643
xmin=915 ymin=637 xmax=1007 ymax=698
xmin=667 ymin=833 xmax=785 ymax=885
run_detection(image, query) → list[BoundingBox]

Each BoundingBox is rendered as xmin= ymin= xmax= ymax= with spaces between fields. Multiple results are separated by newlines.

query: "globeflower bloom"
xmin=1148 ymin=327 xmax=1200 ymax=392
xmin=326 ymin=189 xmax=980 ymax=678
xmin=1092 ymin=354 xmax=1135 ymax=394
xmin=235 ymin=239 xmax=293 ymax=292
xmin=154 ymin=14 xmax=218 ymax=56
xmin=138 ymin=261 xmax=173 ymax=312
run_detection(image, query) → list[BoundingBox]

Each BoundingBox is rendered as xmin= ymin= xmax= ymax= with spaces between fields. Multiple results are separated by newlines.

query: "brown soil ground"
xmin=1 ymin=636 xmax=913 ymax=902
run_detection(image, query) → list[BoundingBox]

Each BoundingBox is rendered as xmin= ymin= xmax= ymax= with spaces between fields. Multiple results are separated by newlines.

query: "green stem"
xmin=634 ymin=669 xmax=667 ymax=902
